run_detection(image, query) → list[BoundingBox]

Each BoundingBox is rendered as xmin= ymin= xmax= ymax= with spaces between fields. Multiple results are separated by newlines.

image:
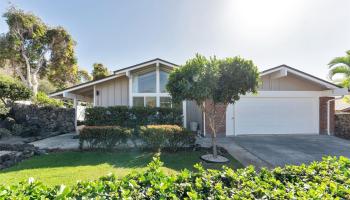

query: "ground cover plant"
xmin=0 ymin=156 xmax=349 ymax=199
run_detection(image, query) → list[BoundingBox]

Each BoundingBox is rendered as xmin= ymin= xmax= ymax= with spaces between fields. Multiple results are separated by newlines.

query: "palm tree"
xmin=328 ymin=50 xmax=350 ymax=88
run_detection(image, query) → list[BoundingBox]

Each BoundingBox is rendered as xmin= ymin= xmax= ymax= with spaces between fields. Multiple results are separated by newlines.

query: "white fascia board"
xmin=286 ymin=69 xmax=338 ymax=89
xmin=242 ymin=91 xmax=334 ymax=98
xmin=261 ymin=67 xmax=339 ymax=89
xmin=115 ymin=60 xmax=177 ymax=75
xmin=270 ymin=67 xmax=288 ymax=79
xmin=49 ymin=73 xmax=125 ymax=97
xmin=63 ymin=92 xmax=92 ymax=102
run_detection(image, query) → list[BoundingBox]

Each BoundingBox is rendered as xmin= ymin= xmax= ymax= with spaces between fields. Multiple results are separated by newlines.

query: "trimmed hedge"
xmin=1 ymin=156 xmax=349 ymax=199
xmin=79 ymin=126 xmax=132 ymax=150
xmin=79 ymin=125 xmax=195 ymax=150
xmin=84 ymin=106 xmax=183 ymax=127
xmin=140 ymin=125 xmax=195 ymax=151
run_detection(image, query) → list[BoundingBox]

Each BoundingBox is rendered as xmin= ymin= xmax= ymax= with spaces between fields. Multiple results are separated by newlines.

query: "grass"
xmin=0 ymin=149 xmax=242 ymax=187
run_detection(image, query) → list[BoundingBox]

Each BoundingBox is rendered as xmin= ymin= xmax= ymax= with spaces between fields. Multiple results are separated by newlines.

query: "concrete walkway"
xmin=30 ymin=133 xmax=79 ymax=150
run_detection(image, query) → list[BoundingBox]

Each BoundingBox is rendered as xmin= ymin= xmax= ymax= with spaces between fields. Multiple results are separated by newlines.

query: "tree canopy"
xmin=328 ymin=50 xmax=350 ymax=88
xmin=0 ymin=7 xmax=78 ymax=94
xmin=166 ymin=54 xmax=259 ymax=157
xmin=92 ymin=63 xmax=110 ymax=80
xmin=167 ymin=54 xmax=259 ymax=105
xmin=0 ymin=74 xmax=32 ymax=107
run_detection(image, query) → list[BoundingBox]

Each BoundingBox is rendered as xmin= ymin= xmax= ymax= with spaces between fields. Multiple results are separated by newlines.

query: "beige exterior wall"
xmin=95 ymin=76 xmax=129 ymax=107
xmin=259 ymin=73 xmax=326 ymax=91
xmin=186 ymin=101 xmax=203 ymax=132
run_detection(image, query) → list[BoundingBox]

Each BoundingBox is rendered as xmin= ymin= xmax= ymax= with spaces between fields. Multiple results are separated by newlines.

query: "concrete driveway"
xmin=233 ymin=135 xmax=350 ymax=167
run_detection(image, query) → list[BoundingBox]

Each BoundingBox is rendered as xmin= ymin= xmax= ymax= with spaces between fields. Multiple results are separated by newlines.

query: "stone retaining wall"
xmin=335 ymin=113 xmax=350 ymax=139
xmin=10 ymin=104 xmax=75 ymax=136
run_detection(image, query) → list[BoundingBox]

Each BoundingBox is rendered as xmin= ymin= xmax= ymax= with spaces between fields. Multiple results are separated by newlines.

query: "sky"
xmin=0 ymin=0 xmax=349 ymax=81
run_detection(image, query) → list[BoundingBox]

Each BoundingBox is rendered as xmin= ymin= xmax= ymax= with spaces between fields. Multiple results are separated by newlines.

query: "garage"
xmin=226 ymin=97 xmax=319 ymax=135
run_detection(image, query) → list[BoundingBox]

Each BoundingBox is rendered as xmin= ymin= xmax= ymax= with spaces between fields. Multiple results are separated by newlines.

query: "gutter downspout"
xmin=327 ymin=96 xmax=343 ymax=135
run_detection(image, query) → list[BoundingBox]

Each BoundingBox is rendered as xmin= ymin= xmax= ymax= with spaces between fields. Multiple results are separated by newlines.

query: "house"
xmin=50 ymin=58 xmax=348 ymax=136
xmin=335 ymin=99 xmax=350 ymax=113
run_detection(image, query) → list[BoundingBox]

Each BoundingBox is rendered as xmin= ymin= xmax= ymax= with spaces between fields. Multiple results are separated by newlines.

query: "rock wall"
xmin=10 ymin=104 xmax=75 ymax=136
xmin=335 ymin=113 xmax=350 ymax=139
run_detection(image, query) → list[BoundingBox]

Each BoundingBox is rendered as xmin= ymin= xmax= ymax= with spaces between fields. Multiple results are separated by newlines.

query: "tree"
xmin=92 ymin=63 xmax=110 ymax=80
xmin=167 ymin=54 xmax=259 ymax=158
xmin=0 ymin=7 xmax=78 ymax=94
xmin=328 ymin=50 xmax=350 ymax=103
xmin=329 ymin=50 xmax=350 ymax=88
xmin=77 ymin=69 xmax=92 ymax=83
xmin=0 ymin=74 xmax=32 ymax=107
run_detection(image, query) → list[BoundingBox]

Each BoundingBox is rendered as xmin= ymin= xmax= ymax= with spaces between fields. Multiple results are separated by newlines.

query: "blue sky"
xmin=0 ymin=0 xmax=349 ymax=80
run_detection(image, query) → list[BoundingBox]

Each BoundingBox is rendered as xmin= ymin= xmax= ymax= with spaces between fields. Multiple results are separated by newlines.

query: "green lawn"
xmin=0 ymin=149 xmax=242 ymax=187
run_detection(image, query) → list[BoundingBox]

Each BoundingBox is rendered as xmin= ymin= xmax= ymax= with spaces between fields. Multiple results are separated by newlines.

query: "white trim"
xmin=115 ymin=60 xmax=178 ymax=75
xmin=156 ymin=62 xmax=160 ymax=107
xmin=128 ymin=74 xmax=133 ymax=106
xmin=93 ymin=85 xmax=96 ymax=106
xmin=243 ymin=90 xmax=347 ymax=98
xmin=203 ymin=103 xmax=206 ymax=136
xmin=49 ymin=73 xmax=125 ymax=97
xmin=182 ymin=101 xmax=187 ymax=128
xmin=261 ymin=66 xmax=339 ymax=89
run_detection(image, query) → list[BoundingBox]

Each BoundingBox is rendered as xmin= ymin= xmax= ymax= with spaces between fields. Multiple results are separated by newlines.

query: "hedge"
xmin=79 ymin=126 xmax=132 ymax=150
xmin=140 ymin=125 xmax=195 ymax=151
xmin=79 ymin=125 xmax=195 ymax=150
xmin=84 ymin=106 xmax=183 ymax=127
xmin=1 ymin=156 xmax=349 ymax=199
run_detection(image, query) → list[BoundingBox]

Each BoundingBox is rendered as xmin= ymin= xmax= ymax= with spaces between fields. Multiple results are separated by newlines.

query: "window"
xmin=133 ymin=71 xmax=156 ymax=93
xmin=160 ymin=97 xmax=172 ymax=108
xmin=145 ymin=97 xmax=156 ymax=107
xmin=159 ymin=70 xmax=169 ymax=93
xmin=133 ymin=97 xmax=144 ymax=107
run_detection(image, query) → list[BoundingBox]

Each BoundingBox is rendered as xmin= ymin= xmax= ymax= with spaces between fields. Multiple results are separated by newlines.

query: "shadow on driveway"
xmin=233 ymin=135 xmax=350 ymax=167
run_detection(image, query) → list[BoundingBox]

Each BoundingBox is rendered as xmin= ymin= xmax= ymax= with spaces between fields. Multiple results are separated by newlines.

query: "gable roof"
xmin=113 ymin=58 xmax=178 ymax=73
xmin=49 ymin=62 xmax=342 ymax=97
xmin=49 ymin=58 xmax=177 ymax=97
xmin=261 ymin=64 xmax=341 ymax=89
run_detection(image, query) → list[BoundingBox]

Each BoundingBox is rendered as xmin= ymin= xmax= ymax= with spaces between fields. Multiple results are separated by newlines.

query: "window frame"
xmin=130 ymin=64 xmax=172 ymax=107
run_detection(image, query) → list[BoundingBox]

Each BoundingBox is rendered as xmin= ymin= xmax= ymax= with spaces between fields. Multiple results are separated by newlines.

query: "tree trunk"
xmin=32 ymin=74 xmax=39 ymax=96
xmin=212 ymin=128 xmax=218 ymax=158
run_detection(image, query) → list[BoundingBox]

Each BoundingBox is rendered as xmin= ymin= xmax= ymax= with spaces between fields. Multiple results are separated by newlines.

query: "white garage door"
xmin=228 ymin=97 xmax=319 ymax=135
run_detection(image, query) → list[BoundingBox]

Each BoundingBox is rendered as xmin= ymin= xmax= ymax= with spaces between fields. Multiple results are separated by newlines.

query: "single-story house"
xmin=50 ymin=58 xmax=348 ymax=136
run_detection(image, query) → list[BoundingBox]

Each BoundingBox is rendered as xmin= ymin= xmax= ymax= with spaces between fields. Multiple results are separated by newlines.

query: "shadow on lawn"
xmin=0 ymin=149 xmax=242 ymax=173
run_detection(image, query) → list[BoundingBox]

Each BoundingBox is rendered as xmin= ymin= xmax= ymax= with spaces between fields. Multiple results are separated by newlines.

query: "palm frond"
xmin=328 ymin=65 xmax=350 ymax=80
xmin=328 ymin=56 xmax=350 ymax=67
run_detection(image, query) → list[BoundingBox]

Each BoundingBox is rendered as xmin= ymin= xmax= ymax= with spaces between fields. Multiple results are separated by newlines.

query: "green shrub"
xmin=84 ymin=106 xmax=183 ymax=127
xmin=140 ymin=125 xmax=195 ymax=151
xmin=0 ymin=74 xmax=32 ymax=107
xmin=79 ymin=126 xmax=132 ymax=150
xmin=0 ymin=128 xmax=11 ymax=138
xmin=1 ymin=156 xmax=350 ymax=199
xmin=33 ymin=91 xmax=64 ymax=107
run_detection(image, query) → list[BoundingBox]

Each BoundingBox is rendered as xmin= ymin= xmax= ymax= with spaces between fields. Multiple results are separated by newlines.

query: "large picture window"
xmin=132 ymin=70 xmax=156 ymax=93
xmin=131 ymin=65 xmax=176 ymax=108
xmin=159 ymin=70 xmax=169 ymax=93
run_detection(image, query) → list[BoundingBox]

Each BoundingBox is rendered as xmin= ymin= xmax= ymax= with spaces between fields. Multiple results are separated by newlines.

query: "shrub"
xmin=140 ymin=125 xmax=195 ymax=151
xmin=79 ymin=126 xmax=132 ymax=150
xmin=33 ymin=91 xmax=64 ymax=107
xmin=0 ymin=74 xmax=32 ymax=107
xmin=0 ymin=156 xmax=350 ymax=199
xmin=84 ymin=106 xmax=183 ymax=127
xmin=0 ymin=128 xmax=11 ymax=138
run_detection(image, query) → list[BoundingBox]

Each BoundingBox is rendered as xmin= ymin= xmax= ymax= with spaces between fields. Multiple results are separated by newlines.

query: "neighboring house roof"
xmin=261 ymin=64 xmax=341 ymax=89
xmin=335 ymin=99 xmax=350 ymax=111
xmin=49 ymin=60 xmax=342 ymax=97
